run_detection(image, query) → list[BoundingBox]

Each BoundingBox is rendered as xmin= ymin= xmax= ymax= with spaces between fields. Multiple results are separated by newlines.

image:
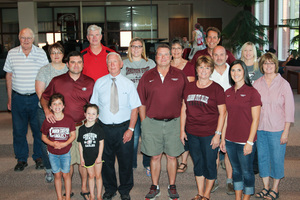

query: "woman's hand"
xmin=210 ymin=134 xmax=220 ymax=150
xmin=220 ymin=140 xmax=226 ymax=153
xmin=180 ymin=131 xmax=187 ymax=146
xmin=243 ymin=143 xmax=253 ymax=156
xmin=280 ymin=130 xmax=289 ymax=144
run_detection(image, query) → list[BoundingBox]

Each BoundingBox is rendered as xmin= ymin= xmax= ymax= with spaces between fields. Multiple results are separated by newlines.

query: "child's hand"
xmin=95 ymin=157 xmax=103 ymax=164
xmin=53 ymin=141 xmax=61 ymax=149
xmin=80 ymin=160 xmax=85 ymax=167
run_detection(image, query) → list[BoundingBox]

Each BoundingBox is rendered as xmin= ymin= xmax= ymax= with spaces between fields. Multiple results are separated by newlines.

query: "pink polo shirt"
xmin=253 ymin=74 xmax=295 ymax=132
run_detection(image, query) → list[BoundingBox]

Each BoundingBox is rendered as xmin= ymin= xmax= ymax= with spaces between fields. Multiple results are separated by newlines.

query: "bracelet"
xmin=247 ymin=141 xmax=254 ymax=146
xmin=215 ymin=131 xmax=222 ymax=135
xmin=128 ymin=127 xmax=134 ymax=132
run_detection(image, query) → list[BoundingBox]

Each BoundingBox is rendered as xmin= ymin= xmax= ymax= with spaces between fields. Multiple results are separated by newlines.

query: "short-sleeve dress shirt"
xmin=90 ymin=73 xmax=141 ymax=124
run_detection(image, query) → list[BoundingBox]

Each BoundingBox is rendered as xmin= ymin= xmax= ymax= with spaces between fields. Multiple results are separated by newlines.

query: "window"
xmin=1 ymin=8 xmax=19 ymax=53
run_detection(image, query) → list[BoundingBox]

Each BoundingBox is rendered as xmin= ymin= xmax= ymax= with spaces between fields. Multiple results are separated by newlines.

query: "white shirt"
xmin=210 ymin=63 xmax=231 ymax=91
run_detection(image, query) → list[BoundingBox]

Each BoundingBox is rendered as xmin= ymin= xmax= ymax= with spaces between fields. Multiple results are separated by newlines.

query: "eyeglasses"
xmin=131 ymin=45 xmax=143 ymax=49
xmin=20 ymin=37 xmax=33 ymax=41
xmin=172 ymin=47 xmax=182 ymax=51
xmin=50 ymin=52 xmax=63 ymax=55
xmin=263 ymin=62 xmax=275 ymax=66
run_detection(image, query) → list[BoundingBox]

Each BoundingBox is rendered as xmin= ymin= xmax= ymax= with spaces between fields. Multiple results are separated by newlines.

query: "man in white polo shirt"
xmin=4 ymin=28 xmax=49 ymax=171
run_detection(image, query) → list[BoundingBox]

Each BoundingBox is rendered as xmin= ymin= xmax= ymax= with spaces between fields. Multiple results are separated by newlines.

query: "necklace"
xmin=85 ymin=123 xmax=95 ymax=133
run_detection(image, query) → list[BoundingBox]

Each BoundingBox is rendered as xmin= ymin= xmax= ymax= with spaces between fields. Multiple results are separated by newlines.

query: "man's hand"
xmin=123 ymin=129 xmax=133 ymax=144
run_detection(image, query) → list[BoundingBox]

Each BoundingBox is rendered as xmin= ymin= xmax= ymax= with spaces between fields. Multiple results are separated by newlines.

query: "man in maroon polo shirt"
xmin=81 ymin=24 xmax=115 ymax=81
xmin=190 ymin=27 xmax=235 ymax=66
xmin=138 ymin=44 xmax=187 ymax=200
xmin=40 ymin=51 xmax=94 ymax=199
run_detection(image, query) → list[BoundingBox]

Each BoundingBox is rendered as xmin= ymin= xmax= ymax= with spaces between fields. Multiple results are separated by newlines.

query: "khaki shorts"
xmin=70 ymin=125 xmax=80 ymax=165
xmin=141 ymin=117 xmax=184 ymax=157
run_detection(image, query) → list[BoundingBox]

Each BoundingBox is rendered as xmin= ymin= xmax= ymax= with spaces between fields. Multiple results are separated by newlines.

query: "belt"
xmin=153 ymin=118 xmax=174 ymax=122
xmin=75 ymin=120 xmax=86 ymax=127
xmin=13 ymin=90 xmax=36 ymax=96
xmin=100 ymin=120 xmax=129 ymax=127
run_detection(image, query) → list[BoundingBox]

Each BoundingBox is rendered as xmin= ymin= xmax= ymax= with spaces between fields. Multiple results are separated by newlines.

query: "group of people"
xmin=4 ymin=24 xmax=294 ymax=200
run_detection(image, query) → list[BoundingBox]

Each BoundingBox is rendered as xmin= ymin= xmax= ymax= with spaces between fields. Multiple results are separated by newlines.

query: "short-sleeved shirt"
xmin=90 ymin=73 xmax=141 ymax=124
xmin=42 ymin=73 xmax=95 ymax=123
xmin=137 ymin=66 xmax=187 ymax=119
xmin=247 ymin=64 xmax=263 ymax=83
xmin=191 ymin=48 xmax=236 ymax=67
xmin=36 ymin=63 xmax=68 ymax=88
xmin=3 ymin=45 xmax=49 ymax=94
xmin=225 ymin=84 xmax=262 ymax=143
xmin=41 ymin=114 xmax=75 ymax=155
xmin=182 ymin=61 xmax=195 ymax=78
xmin=81 ymin=45 xmax=115 ymax=81
xmin=121 ymin=58 xmax=156 ymax=88
xmin=210 ymin=63 xmax=231 ymax=91
xmin=77 ymin=122 xmax=105 ymax=166
xmin=253 ymin=74 xmax=295 ymax=131
xmin=184 ymin=81 xmax=225 ymax=137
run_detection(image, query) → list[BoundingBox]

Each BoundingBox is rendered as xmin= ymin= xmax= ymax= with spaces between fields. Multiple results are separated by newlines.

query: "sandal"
xmin=255 ymin=188 xmax=269 ymax=198
xmin=80 ymin=191 xmax=90 ymax=200
xmin=191 ymin=194 xmax=202 ymax=200
xmin=145 ymin=167 xmax=151 ymax=177
xmin=63 ymin=192 xmax=74 ymax=198
xmin=265 ymin=190 xmax=279 ymax=200
xmin=177 ymin=163 xmax=187 ymax=173
xmin=201 ymin=197 xmax=209 ymax=200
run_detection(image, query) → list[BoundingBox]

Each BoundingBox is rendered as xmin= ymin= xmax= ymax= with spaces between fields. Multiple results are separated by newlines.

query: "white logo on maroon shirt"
xmin=49 ymin=127 xmax=70 ymax=140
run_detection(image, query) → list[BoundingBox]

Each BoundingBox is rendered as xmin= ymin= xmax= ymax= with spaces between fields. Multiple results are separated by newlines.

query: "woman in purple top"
xmin=220 ymin=60 xmax=261 ymax=200
xmin=170 ymin=38 xmax=195 ymax=173
xmin=253 ymin=53 xmax=295 ymax=200
xmin=181 ymin=56 xmax=226 ymax=200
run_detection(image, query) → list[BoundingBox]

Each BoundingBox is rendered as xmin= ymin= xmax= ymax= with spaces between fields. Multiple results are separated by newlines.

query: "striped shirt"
xmin=4 ymin=45 xmax=49 ymax=94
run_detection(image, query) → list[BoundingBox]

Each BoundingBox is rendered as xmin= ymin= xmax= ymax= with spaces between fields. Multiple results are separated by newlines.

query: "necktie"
xmin=110 ymin=78 xmax=119 ymax=114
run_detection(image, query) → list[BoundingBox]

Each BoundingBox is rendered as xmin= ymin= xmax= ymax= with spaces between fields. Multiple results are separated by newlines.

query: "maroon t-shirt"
xmin=42 ymin=73 xmax=94 ymax=123
xmin=225 ymin=84 xmax=262 ymax=143
xmin=191 ymin=48 xmax=236 ymax=67
xmin=137 ymin=66 xmax=187 ymax=119
xmin=41 ymin=114 xmax=76 ymax=155
xmin=184 ymin=81 xmax=225 ymax=137
xmin=182 ymin=61 xmax=195 ymax=78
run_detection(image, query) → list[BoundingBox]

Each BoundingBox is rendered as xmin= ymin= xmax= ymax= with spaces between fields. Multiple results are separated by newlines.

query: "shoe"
xmin=210 ymin=180 xmax=219 ymax=193
xmin=35 ymin=158 xmax=44 ymax=170
xmin=255 ymin=188 xmax=269 ymax=198
xmin=103 ymin=192 xmax=116 ymax=200
xmin=14 ymin=161 xmax=28 ymax=171
xmin=265 ymin=190 xmax=279 ymax=200
xmin=121 ymin=194 xmax=131 ymax=200
xmin=145 ymin=167 xmax=151 ymax=177
xmin=168 ymin=185 xmax=179 ymax=199
xmin=145 ymin=185 xmax=161 ymax=199
xmin=191 ymin=194 xmax=202 ymax=200
xmin=45 ymin=171 xmax=54 ymax=183
xmin=226 ymin=183 xmax=235 ymax=195
xmin=177 ymin=162 xmax=187 ymax=173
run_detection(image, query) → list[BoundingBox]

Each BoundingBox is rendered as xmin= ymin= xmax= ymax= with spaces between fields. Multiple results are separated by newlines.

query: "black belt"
xmin=153 ymin=118 xmax=174 ymax=122
xmin=12 ymin=90 xmax=36 ymax=96
xmin=100 ymin=120 xmax=129 ymax=127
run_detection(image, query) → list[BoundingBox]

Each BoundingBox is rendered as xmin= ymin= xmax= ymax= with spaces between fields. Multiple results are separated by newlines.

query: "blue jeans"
xmin=48 ymin=151 xmax=71 ymax=173
xmin=226 ymin=140 xmax=256 ymax=195
xmin=37 ymin=107 xmax=52 ymax=170
xmin=187 ymin=133 xmax=217 ymax=179
xmin=133 ymin=116 xmax=150 ymax=168
xmin=257 ymin=130 xmax=286 ymax=179
xmin=11 ymin=91 xmax=42 ymax=162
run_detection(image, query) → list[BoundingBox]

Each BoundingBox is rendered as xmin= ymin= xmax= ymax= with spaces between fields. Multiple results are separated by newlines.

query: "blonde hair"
xmin=127 ymin=37 xmax=148 ymax=62
xmin=240 ymin=42 xmax=259 ymax=71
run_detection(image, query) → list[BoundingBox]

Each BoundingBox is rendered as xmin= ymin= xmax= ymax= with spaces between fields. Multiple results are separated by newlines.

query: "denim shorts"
xmin=48 ymin=151 xmax=71 ymax=174
xmin=257 ymin=130 xmax=286 ymax=179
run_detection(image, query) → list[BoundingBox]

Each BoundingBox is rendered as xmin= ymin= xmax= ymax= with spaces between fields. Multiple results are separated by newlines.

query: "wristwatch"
xmin=128 ymin=127 xmax=134 ymax=132
xmin=215 ymin=131 xmax=222 ymax=135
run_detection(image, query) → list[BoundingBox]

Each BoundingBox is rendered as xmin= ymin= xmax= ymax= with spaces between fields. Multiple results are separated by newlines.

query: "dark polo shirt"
xmin=225 ymin=84 xmax=261 ymax=143
xmin=81 ymin=44 xmax=115 ymax=82
xmin=137 ymin=66 xmax=187 ymax=119
xmin=42 ymin=73 xmax=95 ymax=123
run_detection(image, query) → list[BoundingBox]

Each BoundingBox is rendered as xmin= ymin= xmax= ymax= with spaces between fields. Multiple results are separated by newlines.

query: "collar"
xmin=17 ymin=44 xmax=36 ymax=54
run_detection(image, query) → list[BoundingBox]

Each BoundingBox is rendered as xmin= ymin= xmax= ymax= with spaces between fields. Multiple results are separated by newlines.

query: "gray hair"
xmin=106 ymin=52 xmax=122 ymax=63
xmin=19 ymin=27 xmax=35 ymax=39
xmin=87 ymin=24 xmax=102 ymax=35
